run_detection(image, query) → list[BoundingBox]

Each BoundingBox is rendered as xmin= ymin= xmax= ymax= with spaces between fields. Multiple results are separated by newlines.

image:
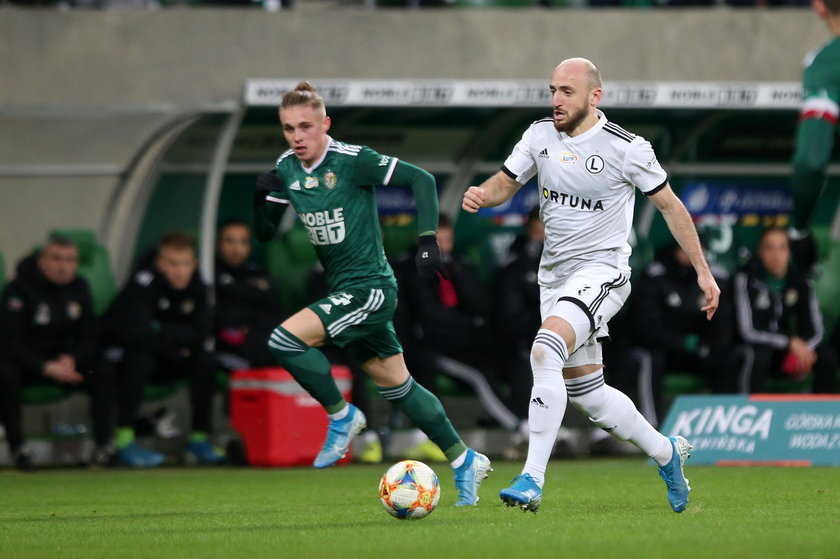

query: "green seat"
xmin=454 ymin=212 xmax=518 ymax=286
xmin=265 ymin=223 xmax=319 ymax=311
xmin=815 ymin=237 xmax=840 ymax=334
xmin=20 ymin=384 xmax=69 ymax=405
xmin=51 ymin=229 xmax=116 ymax=316
xmin=663 ymin=373 xmax=707 ymax=398
xmin=382 ymin=221 xmax=419 ymax=259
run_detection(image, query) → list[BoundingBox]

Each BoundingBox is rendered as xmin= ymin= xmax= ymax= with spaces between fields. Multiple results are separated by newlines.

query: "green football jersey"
xmin=801 ymin=34 xmax=840 ymax=124
xmin=270 ymin=138 xmax=401 ymax=292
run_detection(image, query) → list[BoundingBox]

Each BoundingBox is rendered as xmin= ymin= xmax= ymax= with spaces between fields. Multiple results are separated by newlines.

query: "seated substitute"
xmin=0 ymin=234 xmax=110 ymax=470
xmin=215 ymin=219 xmax=282 ymax=371
xmin=493 ymin=206 xmax=545 ymax=435
xmin=98 ymin=232 xmax=223 ymax=467
xmin=632 ymin=242 xmax=743 ymax=423
xmin=734 ymin=226 xmax=838 ymax=393
xmin=394 ymin=214 xmax=520 ymax=434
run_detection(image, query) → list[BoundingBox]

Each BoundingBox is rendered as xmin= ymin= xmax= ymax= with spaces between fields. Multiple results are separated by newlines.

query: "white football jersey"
xmin=502 ymin=110 xmax=667 ymax=286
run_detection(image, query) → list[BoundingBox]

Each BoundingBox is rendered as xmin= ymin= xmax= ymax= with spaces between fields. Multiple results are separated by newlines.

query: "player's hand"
xmin=788 ymin=337 xmax=817 ymax=372
xmin=415 ymin=234 xmax=447 ymax=287
xmin=42 ymin=359 xmax=85 ymax=385
xmin=254 ymin=171 xmax=284 ymax=207
xmin=462 ymin=186 xmax=486 ymax=213
xmin=697 ymin=271 xmax=720 ymax=320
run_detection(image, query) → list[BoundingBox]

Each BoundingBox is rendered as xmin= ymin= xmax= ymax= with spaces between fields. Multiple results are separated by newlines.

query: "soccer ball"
xmin=378 ymin=460 xmax=441 ymax=520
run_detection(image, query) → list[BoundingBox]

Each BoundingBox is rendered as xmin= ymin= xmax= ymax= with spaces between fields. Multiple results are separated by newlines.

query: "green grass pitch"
xmin=1 ymin=459 xmax=837 ymax=559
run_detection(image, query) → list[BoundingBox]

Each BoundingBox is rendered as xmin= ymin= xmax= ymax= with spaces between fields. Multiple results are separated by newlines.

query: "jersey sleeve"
xmin=501 ymin=126 xmax=537 ymax=184
xmin=354 ymin=147 xmax=401 ymax=186
xmin=623 ymin=138 xmax=668 ymax=195
xmin=790 ymin=46 xmax=840 ymax=229
xmin=800 ymin=46 xmax=840 ymax=127
xmin=269 ymin=156 xmax=293 ymax=204
xmin=356 ymin=147 xmax=440 ymax=235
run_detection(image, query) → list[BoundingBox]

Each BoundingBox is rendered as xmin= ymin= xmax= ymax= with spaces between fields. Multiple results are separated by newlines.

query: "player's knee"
xmin=529 ymin=343 xmax=547 ymax=369
xmin=267 ymin=326 xmax=308 ymax=361
xmin=550 ymin=298 xmax=594 ymax=352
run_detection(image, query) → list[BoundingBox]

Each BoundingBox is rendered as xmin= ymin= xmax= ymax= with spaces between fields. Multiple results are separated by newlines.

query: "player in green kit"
xmin=789 ymin=0 xmax=840 ymax=270
xmin=252 ymin=82 xmax=491 ymax=506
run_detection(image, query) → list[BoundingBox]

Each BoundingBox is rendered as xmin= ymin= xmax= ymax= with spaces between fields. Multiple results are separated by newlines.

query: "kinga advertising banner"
xmin=660 ymin=395 xmax=840 ymax=466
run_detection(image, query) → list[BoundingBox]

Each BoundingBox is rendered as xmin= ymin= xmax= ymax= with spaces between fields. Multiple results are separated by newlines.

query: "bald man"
xmin=463 ymin=58 xmax=719 ymax=514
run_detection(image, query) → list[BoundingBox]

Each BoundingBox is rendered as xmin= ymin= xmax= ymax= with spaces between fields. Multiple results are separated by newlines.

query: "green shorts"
xmin=308 ymin=284 xmax=403 ymax=364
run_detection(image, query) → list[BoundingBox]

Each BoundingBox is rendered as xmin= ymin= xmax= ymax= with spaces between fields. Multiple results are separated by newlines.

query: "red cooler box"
xmin=230 ymin=366 xmax=353 ymax=467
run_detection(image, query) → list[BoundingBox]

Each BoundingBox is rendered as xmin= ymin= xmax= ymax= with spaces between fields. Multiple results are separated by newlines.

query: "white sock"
xmin=328 ymin=404 xmax=350 ymax=421
xmin=450 ymin=450 xmax=468 ymax=469
xmin=522 ymin=329 xmax=569 ymax=488
xmin=566 ymin=369 xmax=673 ymax=466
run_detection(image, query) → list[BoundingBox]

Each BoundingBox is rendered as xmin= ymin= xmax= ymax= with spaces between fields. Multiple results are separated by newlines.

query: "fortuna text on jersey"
xmin=541 ymin=188 xmax=605 ymax=211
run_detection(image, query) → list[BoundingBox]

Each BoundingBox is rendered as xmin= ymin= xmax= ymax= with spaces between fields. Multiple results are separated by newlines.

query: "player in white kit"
xmin=462 ymin=58 xmax=720 ymax=513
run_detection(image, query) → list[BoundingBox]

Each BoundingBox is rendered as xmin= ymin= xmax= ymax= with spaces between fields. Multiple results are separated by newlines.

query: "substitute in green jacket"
xmin=790 ymin=0 xmax=840 ymax=269
xmin=252 ymin=81 xmax=491 ymax=506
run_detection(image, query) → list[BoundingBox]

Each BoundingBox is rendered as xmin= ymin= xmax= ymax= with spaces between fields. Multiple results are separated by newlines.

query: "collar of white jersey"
xmin=300 ymin=136 xmax=335 ymax=174
xmin=556 ymin=109 xmax=608 ymax=142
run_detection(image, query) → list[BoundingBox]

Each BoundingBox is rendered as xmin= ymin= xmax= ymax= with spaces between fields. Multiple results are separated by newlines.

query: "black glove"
xmin=415 ymin=234 xmax=447 ymax=287
xmin=254 ymin=171 xmax=284 ymax=207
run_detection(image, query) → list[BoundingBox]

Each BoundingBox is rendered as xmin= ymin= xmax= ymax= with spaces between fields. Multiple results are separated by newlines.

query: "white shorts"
xmin=539 ymin=264 xmax=631 ymax=367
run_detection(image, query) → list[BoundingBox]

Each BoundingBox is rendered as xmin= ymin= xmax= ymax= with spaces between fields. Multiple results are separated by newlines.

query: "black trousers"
xmin=216 ymin=326 xmax=276 ymax=370
xmin=99 ymin=348 xmax=217 ymax=434
xmin=748 ymin=344 xmax=838 ymax=393
xmin=0 ymin=357 xmax=113 ymax=452
xmin=645 ymin=346 xmax=744 ymax=424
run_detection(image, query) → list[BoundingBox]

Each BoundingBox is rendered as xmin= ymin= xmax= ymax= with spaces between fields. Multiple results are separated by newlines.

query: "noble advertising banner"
xmin=660 ymin=395 xmax=840 ymax=466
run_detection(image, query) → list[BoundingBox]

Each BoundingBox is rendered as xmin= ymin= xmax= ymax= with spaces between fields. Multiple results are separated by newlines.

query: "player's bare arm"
xmin=462 ymin=171 xmax=521 ymax=213
xmin=649 ymin=183 xmax=720 ymax=320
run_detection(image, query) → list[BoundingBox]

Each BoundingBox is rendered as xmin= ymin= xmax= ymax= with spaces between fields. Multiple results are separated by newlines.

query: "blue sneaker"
xmin=500 ymin=473 xmax=542 ymax=513
xmin=187 ymin=440 xmax=225 ymax=465
xmin=313 ymin=404 xmax=367 ymax=468
xmin=453 ymin=449 xmax=492 ymax=506
xmin=658 ymin=435 xmax=692 ymax=513
xmin=116 ymin=442 xmax=164 ymax=468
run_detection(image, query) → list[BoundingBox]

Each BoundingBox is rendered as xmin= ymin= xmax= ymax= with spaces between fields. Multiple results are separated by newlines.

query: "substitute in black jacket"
xmin=214 ymin=220 xmax=282 ymax=370
xmin=395 ymin=215 xmax=519 ymax=433
xmin=734 ymin=227 xmax=837 ymax=393
xmin=99 ymin=232 xmax=223 ymax=467
xmin=494 ymin=207 xmax=543 ymax=425
xmin=0 ymin=235 xmax=109 ymax=470
xmin=633 ymin=243 xmax=743 ymax=422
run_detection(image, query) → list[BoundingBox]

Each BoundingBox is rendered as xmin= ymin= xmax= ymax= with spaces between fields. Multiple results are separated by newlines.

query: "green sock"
xmin=379 ymin=377 xmax=467 ymax=462
xmin=190 ymin=432 xmax=208 ymax=443
xmin=115 ymin=427 xmax=134 ymax=450
xmin=269 ymin=329 xmax=346 ymax=414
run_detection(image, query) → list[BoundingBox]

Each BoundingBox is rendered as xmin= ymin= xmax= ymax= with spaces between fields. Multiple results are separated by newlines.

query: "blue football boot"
xmin=657 ymin=435 xmax=692 ymax=513
xmin=453 ymin=449 xmax=492 ymax=506
xmin=187 ymin=440 xmax=225 ymax=465
xmin=313 ymin=404 xmax=367 ymax=468
xmin=116 ymin=442 xmax=165 ymax=468
xmin=500 ymin=473 xmax=542 ymax=513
